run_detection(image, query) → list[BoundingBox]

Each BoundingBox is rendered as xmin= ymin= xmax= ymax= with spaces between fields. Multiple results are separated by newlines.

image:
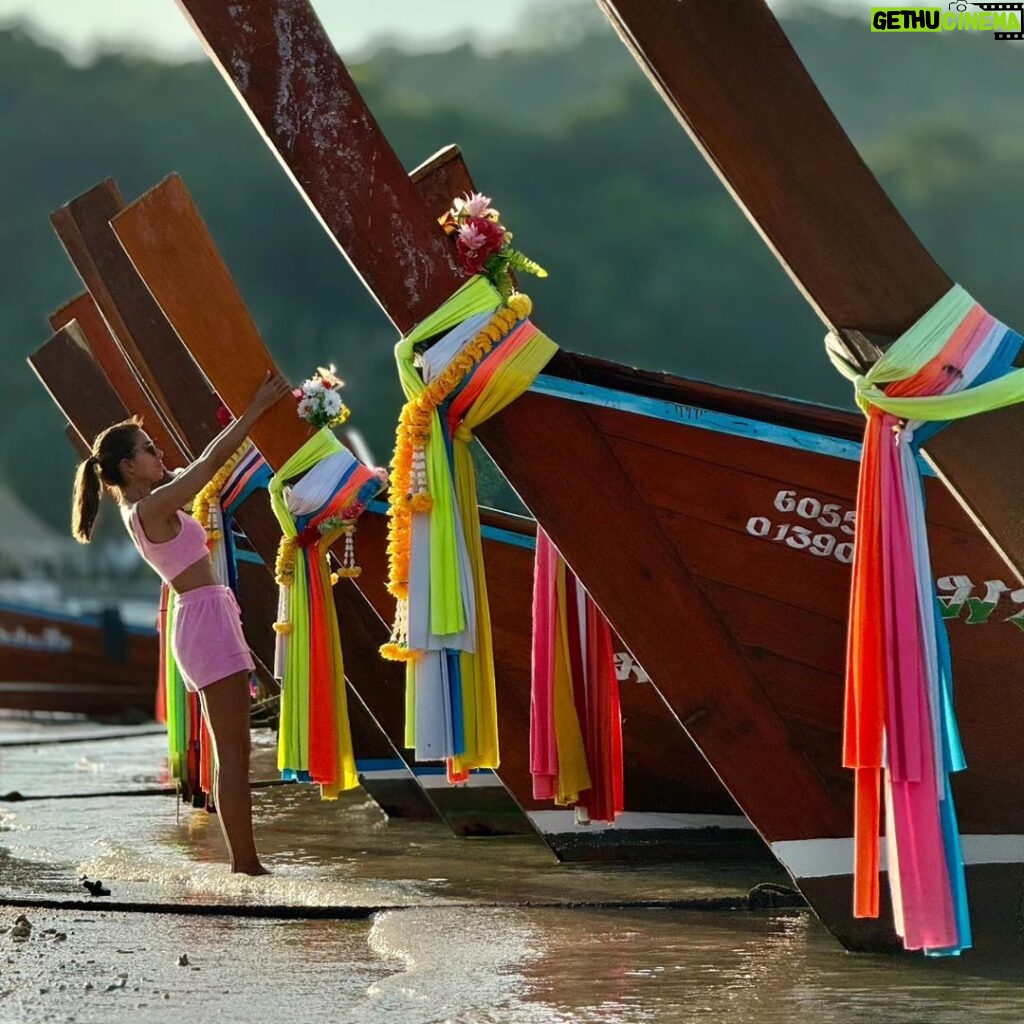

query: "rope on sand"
xmin=0 ymin=889 xmax=806 ymax=921
xmin=0 ymin=729 xmax=167 ymax=749
xmin=0 ymin=780 xmax=289 ymax=803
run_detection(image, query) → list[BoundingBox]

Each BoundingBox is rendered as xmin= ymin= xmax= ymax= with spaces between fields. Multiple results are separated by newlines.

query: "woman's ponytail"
xmin=71 ymin=456 xmax=102 ymax=544
xmin=71 ymin=419 xmax=144 ymax=542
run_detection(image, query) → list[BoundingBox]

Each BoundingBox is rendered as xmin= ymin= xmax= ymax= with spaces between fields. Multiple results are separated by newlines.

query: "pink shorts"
xmin=172 ymin=585 xmax=254 ymax=693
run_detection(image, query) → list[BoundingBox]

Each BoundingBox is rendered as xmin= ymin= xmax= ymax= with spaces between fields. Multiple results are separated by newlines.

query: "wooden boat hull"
xmin=103 ymin=173 xmax=764 ymax=858
xmin=478 ymin=355 xmax=1024 ymax=954
xmin=162 ymin=0 xmax=1022 ymax=954
xmin=356 ymin=504 xmax=759 ymax=860
xmin=0 ymin=602 xmax=158 ymax=717
xmin=241 ymin=504 xmax=757 ymax=854
xmin=234 ymin=554 xmax=439 ymax=822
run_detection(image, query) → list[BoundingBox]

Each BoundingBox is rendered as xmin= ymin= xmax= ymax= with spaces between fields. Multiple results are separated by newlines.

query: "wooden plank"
xmin=49 ymin=293 xmax=184 ymax=461
xmin=112 ymin=176 xmax=309 ymax=468
xmin=28 ymin=325 xmax=132 ymax=442
xmin=175 ymin=0 xmax=464 ymax=329
xmin=51 ymin=181 xmax=221 ymax=452
xmin=594 ymin=0 xmax=1024 ymax=582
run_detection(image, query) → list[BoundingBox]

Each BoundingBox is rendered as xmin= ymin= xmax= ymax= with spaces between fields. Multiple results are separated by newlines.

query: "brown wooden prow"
xmin=594 ymin=0 xmax=1024 ymax=579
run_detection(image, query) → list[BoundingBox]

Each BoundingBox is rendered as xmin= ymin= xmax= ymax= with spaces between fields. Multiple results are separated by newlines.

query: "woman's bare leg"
xmin=199 ymin=671 xmax=268 ymax=875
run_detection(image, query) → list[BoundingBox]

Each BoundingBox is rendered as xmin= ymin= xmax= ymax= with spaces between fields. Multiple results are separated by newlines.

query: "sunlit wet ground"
xmin=1 ymin=717 xmax=1022 ymax=1023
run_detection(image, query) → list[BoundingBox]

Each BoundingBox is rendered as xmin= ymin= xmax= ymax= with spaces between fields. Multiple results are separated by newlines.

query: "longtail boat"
xmin=358 ymin=501 xmax=759 ymax=862
xmin=0 ymin=600 xmax=157 ymax=717
xmin=52 ymin=174 xmax=760 ymax=860
xmin=143 ymin=1 xmax=1024 ymax=956
xmin=594 ymin=0 xmax=1024 ymax=578
xmin=592 ymin=0 xmax=1024 ymax=955
xmin=27 ymin=326 xmax=440 ymax=824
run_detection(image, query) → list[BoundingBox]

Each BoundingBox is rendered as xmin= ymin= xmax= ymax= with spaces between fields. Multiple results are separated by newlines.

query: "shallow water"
xmin=0 ymin=720 xmax=1021 ymax=1023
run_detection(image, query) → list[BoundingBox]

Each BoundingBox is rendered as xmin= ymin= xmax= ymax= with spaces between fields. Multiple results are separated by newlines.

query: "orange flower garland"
xmin=381 ymin=293 xmax=532 ymax=661
xmin=192 ymin=442 xmax=251 ymax=541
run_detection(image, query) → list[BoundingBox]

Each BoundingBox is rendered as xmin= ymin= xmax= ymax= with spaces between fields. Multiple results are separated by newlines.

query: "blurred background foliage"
xmin=2 ymin=2 xmax=1022 ymax=530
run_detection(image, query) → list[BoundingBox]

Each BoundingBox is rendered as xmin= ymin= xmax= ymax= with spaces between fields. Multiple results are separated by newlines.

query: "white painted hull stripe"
xmin=771 ymin=834 xmax=1024 ymax=878
xmin=526 ymin=810 xmax=754 ymax=835
xmin=358 ymin=769 xmax=413 ymax=782
xmin=415 ymin=772 xmax=503 ymax=790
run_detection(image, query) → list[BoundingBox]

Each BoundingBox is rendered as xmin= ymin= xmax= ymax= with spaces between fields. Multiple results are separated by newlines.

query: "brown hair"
xmin=71 ymin=418 xmax=143 ymax=544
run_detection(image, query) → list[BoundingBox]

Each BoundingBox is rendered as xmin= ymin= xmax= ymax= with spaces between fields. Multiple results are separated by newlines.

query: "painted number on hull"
xmin=745 ymin=490 xmax=854 ymax=564
xmin=747 ymin=493 xmax=1024 ymax=631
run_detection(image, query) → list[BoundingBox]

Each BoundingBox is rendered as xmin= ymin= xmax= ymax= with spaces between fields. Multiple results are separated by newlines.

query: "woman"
xmin=71 ymin=371 xmax=291 ymax=875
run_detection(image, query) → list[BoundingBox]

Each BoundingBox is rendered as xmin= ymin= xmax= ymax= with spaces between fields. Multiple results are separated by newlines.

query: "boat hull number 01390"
xmin=746 ymin=489 xmax=1024 ymax=631
xmin=746 ymin=489 xmax=855 ymax=564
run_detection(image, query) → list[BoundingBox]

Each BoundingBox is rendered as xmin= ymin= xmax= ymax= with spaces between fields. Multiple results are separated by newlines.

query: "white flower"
xmin=297 ymin=397 xmax=313 ymax=420
xmin=301 ymin=378 xmax=326 ymax=396
xmin=453 ymin=191 xmax=498 ymax=220
xmin=322 ymin=390 xmax=343 ymax=415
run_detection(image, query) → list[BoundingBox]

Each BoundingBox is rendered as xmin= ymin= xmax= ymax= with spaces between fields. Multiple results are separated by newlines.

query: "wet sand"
xmin=1 ymin=720 xmax=1021 ymax=1023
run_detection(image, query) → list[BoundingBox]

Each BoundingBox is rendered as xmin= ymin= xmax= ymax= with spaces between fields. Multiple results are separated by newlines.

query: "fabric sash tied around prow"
xmin=269 ymin=428 xmax=387 ymax=800
xmin=382 ymin=275 xmax=558 ymax=782
xmin=830 ymin=284 xmax=1024 ymax=956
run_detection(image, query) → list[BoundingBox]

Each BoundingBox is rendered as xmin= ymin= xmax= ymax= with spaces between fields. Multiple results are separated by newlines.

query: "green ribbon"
xmin=827 ymin=284 xmax=1024 ymax=420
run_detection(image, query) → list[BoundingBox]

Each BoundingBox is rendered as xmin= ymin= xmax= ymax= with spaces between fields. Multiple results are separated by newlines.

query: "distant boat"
xmin=0 ymin=600 xmax=157 ymax=717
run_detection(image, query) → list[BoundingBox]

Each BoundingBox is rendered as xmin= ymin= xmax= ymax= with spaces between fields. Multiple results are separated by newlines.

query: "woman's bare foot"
xmin=232 ymin=861 xmax=271 ymax=876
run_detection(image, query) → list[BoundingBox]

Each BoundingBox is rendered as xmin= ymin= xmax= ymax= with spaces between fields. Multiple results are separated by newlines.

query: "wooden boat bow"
xmin=595 ymin=0 xmax=1024 ymax=581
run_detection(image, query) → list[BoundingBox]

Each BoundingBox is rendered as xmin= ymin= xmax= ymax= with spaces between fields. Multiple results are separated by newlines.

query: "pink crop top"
xmin=125 ymin=506 xmax=210 ymax=585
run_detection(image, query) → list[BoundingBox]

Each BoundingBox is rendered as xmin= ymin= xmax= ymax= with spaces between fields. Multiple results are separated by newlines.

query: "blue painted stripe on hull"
xmin=530 ymin=374 xmax=938 ymax=477
xmin=0 ymin=601 xmax=157 ymax=637
xmin=365 ymin=499 xmax=536 ymax=551
xmin=355 ymin=758 xmax=407 ymax=772
xmin=364 ymin=374 xmax=927 ymax=558
xmin=480 ymin=525 xmax=534 ymax=549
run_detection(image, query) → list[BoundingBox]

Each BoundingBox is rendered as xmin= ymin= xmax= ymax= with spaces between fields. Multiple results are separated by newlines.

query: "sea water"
xmin=0 ymin=720 xmax=1021 ymax=1023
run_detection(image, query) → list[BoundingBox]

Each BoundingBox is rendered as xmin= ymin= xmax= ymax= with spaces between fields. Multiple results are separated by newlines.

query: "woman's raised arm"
xmin=142 ymin=371 xmax=291 ymax=518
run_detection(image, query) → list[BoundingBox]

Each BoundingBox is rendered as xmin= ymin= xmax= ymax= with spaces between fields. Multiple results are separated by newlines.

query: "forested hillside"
xmin=2 ymin=4 xmax=1021 ymax=527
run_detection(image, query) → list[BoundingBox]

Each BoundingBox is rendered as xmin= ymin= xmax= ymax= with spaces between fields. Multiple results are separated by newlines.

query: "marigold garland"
xmin=192 ymin=443 xmax=250 ymax=539
xmin=275 ymin=536 xmax=298 ymax=585
xmin=381 ymin=294 xmax=532 ymax=660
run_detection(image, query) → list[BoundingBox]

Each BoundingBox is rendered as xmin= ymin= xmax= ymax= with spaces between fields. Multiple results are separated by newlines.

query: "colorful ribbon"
xmin=531 ymin=528 xmax=624 ymax=822
xmin=830 ymin=284 xmax=1024 ymax=955
xmin=382 ymin=276 xmax=557 ymax=780
xmin=269 ymin=427 xmax=385 ymax=799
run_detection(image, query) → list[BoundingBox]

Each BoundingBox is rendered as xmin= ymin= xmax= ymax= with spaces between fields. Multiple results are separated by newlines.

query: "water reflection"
xmin=1 ymin=723 xmax=1021 ymax=1023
